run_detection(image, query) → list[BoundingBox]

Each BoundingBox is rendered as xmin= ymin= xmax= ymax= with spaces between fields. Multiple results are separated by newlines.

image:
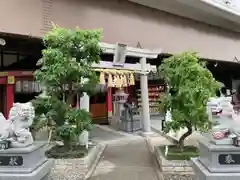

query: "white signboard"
xmin=15 ymin=81 xmax=42 ymax=93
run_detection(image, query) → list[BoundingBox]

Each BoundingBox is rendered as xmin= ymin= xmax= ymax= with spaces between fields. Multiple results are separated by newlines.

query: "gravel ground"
xmin=164 ymin=174 xmax=195 ymax=180
xmin=48 ymin=171 xmax=84 ymax=180
xmin=47 ymin=172 xmax=196 ymax=180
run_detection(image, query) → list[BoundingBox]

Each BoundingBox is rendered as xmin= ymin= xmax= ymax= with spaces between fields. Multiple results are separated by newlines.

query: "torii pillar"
xmin=140 ymin=57 xmax=151 ymax=132
xmin=97 ymin=43 xmax=161 ymax=134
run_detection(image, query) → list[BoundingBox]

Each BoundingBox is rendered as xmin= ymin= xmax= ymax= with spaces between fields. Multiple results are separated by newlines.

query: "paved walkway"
xmin=88 ymin=124 xmax=206 ymax=180
xmin=89 ymin=136 xmax=159 ymax=180
xmin=90 ymin=125 xmax=128 ymax=143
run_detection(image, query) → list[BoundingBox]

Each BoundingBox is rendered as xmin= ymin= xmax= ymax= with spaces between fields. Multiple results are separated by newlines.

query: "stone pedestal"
xmin=192 ymin=140 xmax=240 ymax=180
xmin=0 ymin=143 xmax=54 ymax=180
xmin=120 ymin=115 xmax=142 ymax=132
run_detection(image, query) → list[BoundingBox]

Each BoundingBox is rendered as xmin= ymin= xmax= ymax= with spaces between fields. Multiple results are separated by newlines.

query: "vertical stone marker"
xmin=192 ymin=130 xmax=240 ymax=180
xmin=0 ymin=102 xmax=54 ymax=180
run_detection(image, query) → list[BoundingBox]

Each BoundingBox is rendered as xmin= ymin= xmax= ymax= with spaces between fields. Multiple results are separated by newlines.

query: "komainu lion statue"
xmin=0 ymin=102 xmax=35 ymax=148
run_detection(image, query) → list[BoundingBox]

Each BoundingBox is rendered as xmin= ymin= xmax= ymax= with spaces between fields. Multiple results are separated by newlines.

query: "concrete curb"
xmin=84 ymin=143 xmax=107 ymax=180
xmin=145 ymin=137 xmax=164 ymax=180
xmin=145 ymin=136 xmax=195 ymax=180
xmin=50 ymin=142 xmax=107 ymax=180
xmin=154 ymin=146 xmax=194 ymax=175
xmin=151 ymin=127 xmax=179 ymax=144
xmin=140 ymin=131 xmax=159 ymax=138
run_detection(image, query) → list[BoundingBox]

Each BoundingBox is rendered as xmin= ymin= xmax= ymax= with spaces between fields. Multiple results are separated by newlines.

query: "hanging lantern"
xmin=108 ymin=73 xmax=113 ymax=87
xmin=100 ymin=72 xmax=106 ymax=85
xmin=129 ymin=73 xmax=135 ymax=85
xmin=115 ymin=74 xmax=122 ymax=88
xmin=112 ymin=75 xmax=116 ymax=87
xmin=122 ymin=74 xmax=128 ymax=87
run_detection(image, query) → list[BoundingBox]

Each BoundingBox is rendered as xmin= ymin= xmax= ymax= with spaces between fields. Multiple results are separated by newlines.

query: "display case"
xmin=137 ymin=84 xmax=165 ymax=115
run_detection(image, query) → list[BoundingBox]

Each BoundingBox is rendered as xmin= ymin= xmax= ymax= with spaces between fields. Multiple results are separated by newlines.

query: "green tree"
xmin=159 ymin=52 xmax=220 ymax=150
xmin=34 ymin=25 xmax=102 ymax=148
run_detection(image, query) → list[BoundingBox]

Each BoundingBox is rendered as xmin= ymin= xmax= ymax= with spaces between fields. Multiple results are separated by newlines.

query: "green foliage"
xmin=35 ymin=25 xmax=102 ymax=97
xmin=31 ymin=96 xmax=51 ymax=132
xmin=31 ymin=96 xmax=65 ymax=126
xmin=159 ymin=145 xmax=199 ymax=160
xmin=30 ymin=116 xmax=48 ymax=134
xmin=33 ymin=25 xmax=102 ymax=147
xmin=159 ymin=52 xmax=220 ymax=145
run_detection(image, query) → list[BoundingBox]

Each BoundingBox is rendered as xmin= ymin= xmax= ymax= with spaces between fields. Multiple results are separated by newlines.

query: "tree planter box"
xmin=154 ymin=146 xmax=195 ymax=180
xmin=50 ymin=143 xmax=106 ymax=180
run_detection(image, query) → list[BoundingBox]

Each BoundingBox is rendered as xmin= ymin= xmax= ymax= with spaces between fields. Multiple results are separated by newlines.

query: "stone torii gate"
xmin=80 ymin=42 xmax=161 ymax=133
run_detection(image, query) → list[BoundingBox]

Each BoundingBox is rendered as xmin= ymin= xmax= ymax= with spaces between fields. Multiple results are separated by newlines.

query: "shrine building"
xmin=1 ymin=0 xmax=240 ymax=133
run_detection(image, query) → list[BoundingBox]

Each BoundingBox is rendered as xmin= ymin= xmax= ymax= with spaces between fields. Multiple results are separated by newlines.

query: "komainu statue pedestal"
xmin=0 ymin=142 xmax=54 ymax=180
xmin=192 ymin=140 xmax=240 ymax=180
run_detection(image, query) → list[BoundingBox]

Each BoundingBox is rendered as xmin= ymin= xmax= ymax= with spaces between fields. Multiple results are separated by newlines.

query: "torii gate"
xmin=80 ymin=42 xmax=161 ymax=133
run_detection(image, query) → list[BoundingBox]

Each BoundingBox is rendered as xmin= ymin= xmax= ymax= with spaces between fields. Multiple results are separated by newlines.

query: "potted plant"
xmin=33 ymin=24 xmax=102 ymax=158
xmin=158 ymin=52 xmax=220 ymax=159
xmin=31 ymin=95 xmax=57 ymax=142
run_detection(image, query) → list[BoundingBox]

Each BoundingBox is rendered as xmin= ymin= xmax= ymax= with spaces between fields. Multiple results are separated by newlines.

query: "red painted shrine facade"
xmin=0 ymin=70 xmax=111 ymax=123
xmin=0 ymin=71 xmax=34 ymax=117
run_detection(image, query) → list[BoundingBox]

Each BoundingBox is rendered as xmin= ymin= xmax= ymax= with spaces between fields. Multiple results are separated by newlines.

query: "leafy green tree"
xmin=34 ymin=25 xmax=102 ymax=148
xmin=159 ymin=52 xmax=219 ymax=150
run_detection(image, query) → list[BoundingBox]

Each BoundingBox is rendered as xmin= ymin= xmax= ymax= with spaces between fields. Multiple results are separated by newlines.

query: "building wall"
xmin=0 ymin=0 xmax=43 ymax=37
xmin=1 ymin=0 xmax=240 ymax=61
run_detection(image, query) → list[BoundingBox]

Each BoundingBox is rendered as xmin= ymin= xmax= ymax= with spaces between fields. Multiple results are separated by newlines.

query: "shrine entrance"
xmin=91 ymin=43 xmax=161 ymax=133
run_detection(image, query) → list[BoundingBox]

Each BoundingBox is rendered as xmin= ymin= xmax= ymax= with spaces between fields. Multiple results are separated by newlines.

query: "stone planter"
xmin=50 ymin=143 xmax=106 ymax=180
xmin=154 ymin=146 xmax=195 ymax=180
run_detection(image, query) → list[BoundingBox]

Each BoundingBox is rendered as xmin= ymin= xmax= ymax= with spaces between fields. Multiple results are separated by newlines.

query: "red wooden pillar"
xmin=107 ymin=87 xmax=112 ymax=118
xmin=6 ymin=76 xmax=15 ymax=118
xmin=93 ymin=96 xmax=97 ymax=104
xmin=6 ymin=84 xmax=14 ymax=118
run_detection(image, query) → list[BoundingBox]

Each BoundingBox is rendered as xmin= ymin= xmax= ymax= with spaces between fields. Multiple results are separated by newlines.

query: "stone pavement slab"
xmin=89 ymin=125 xmax=126 ymax=142
xmin=89 ymin=137 xmax=159 ymax=180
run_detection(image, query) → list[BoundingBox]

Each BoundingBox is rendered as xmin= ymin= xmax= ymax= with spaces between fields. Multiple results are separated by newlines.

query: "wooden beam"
xmin=0 ymin=71 xmax=34 ymax=77
xmin=99 ymin=43 xmax=161 ymax=59
xmin=92 ymin=61 xmax=157 ymax=74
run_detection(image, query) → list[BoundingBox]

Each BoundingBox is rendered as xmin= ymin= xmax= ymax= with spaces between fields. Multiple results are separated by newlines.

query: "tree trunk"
xmin=178 ymin=125 xmax=193 ymax=151
xmin=63 ymin=139 xmax=71 ymax=149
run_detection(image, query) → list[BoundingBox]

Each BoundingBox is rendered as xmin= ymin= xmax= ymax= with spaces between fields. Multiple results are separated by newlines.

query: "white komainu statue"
xmin=0 ymin=102 xmax=35 ymax=148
